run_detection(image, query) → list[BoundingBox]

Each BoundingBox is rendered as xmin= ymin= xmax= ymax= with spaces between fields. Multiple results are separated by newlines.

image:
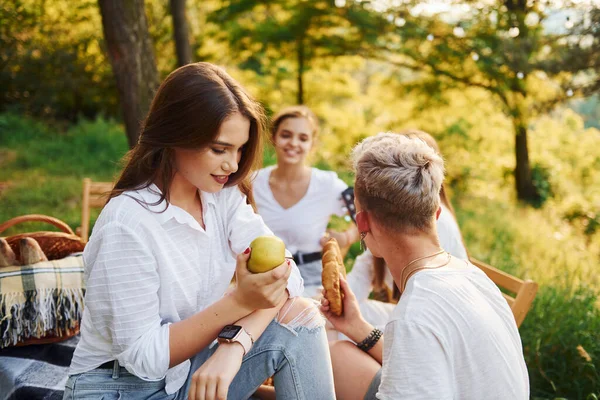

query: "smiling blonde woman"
xmin=252 ymin=106 xmax=358 ymax=298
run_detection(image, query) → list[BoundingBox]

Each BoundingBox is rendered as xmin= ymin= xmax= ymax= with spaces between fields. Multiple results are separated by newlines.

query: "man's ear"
xmin=356 ymin=210 xmax=370 ymax=233
xmin=435 ymin=206 xmax=442 ymax=220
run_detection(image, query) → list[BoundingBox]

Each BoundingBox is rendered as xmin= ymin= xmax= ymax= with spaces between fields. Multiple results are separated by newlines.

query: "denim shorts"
xmin=297 ymin=259 xmax=324 ymax=288
xmin=364 ymin=368 xmax=382 ymax=400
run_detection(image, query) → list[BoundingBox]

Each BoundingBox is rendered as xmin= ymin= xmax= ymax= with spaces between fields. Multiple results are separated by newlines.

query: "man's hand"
xmin=320 ymin=273 xmax=370 ymax=341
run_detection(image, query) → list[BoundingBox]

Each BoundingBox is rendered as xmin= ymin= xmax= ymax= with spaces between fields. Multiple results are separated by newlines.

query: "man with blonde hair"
xmin=321 ymin=132 xmax=529 ymax=399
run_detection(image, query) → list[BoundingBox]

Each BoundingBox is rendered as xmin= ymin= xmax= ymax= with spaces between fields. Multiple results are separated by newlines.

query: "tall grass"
xmin=455 ymin=196 xmax=600 ymax=399
xmin=0 ymin=113 xmax=598 ymax=399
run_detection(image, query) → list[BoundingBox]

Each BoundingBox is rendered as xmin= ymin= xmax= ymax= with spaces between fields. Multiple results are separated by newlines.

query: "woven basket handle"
xmin=0 ymin=214 xmax=75 ymax=235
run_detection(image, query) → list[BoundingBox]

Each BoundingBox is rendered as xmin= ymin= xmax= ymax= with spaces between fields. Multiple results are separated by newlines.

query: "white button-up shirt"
xmin=69 ymin=184 xmax=303 ymax=394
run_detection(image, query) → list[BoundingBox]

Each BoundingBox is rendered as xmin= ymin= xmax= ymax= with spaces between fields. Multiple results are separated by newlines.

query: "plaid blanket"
xmin=0 ymin=334 xmax=78 ymax=400
xmin=0 ymin=254 xmax=85 ymax=348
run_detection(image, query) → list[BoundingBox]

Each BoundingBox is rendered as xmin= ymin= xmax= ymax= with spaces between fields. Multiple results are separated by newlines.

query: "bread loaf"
xmin=321 ymin=238 xmax=345 ymax=316
xmin=19 ymin=237 xmax=48 ymax=265
xmin=0 ymin=238 xmax=18 ymax=268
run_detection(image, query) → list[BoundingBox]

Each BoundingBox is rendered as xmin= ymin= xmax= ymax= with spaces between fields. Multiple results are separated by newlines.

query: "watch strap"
xmin=234 ymin=327 xmax=253 ymax=355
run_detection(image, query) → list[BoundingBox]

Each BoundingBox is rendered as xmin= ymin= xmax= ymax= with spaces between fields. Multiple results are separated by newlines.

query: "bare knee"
xmin=329 ymin=340 xmax=380 ymax=400
xmin=278 ymin=297 xmax=314 ymax=324
xmin=330 ymin=339 xmax=378 ymax=373
xmin=329 ymin=340 xmax=356 ymax=361
xmin=276 ymin=297 xmax=324 ymax=329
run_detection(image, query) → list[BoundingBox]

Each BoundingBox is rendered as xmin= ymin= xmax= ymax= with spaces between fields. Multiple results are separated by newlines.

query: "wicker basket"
xmin=0 ymin=214 xmax=85 ymax=261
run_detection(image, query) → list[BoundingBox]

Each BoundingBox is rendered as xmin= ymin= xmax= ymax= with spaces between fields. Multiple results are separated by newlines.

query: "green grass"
xmin=1 ymin=113 xmax=599 ymax=399
xmin=454 ymin=197 xmax=600 ymax=399
xmin=523 ymin=287 xmax=600 ymax=399
xmin=0 ymin=113 xmax=127 ymax=234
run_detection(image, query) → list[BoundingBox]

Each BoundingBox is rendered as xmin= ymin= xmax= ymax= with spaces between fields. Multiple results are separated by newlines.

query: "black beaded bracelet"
xmin=357 ymin=328 xmax=383 ymax=352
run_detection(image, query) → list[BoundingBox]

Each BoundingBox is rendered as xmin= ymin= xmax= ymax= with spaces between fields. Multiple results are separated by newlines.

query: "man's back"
xmin=377 ymin=261 xmax=529 ymax=400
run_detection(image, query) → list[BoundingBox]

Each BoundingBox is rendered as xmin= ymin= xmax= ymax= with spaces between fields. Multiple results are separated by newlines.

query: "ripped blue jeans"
xmin=64 ymin=300 xmax=335 ymax=400
xmin=177 ymin=300 xmax=335 ymax=400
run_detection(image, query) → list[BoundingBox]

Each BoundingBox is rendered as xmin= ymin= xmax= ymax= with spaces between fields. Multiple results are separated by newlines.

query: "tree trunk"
xmin=513 ymin=118 xmax=539 ymax=202
xmin=169 ymin=0 xmax=192 ymax=67
xmin=296 ymin=36 xmax=304 ymax=105
xmin=98 ymin=0 xmax=159 ymax=148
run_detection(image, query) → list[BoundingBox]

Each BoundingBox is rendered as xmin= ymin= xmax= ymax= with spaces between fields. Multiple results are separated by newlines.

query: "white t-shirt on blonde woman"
xmin=69 ymin=184 xmax=304 ymax=395
xmin=436 ymin=203 xmax=468 ymax=260
xmin=376 ymin=263 xmax=529 ymax=400
xmin=253 ymin=166 xmax=348 ymax=254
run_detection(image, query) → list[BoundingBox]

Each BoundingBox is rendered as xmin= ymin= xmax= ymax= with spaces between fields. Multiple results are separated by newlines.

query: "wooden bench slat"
xmin=470 ymin=257 xmax=538 ymax=327
xmin=470 ymin=258 xmax=523 ymax=294
xmin=80 ymin=178 xmax=114 ymax=243
xmin=89 ymin=198 xmax=109 ymax=208
xmin=502 ymin=292 xmax=515 ymax=306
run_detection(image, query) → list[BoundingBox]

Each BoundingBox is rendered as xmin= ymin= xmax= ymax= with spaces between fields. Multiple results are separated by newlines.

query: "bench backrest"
xmin=470 ymin=257 xmax=538 ymax=327
xmin=79 ymin=178 xmax=113 ymax=243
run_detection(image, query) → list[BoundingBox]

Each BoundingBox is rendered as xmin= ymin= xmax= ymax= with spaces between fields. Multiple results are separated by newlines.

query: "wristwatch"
xmin=217 ymin=325 xmax=254 ymax=356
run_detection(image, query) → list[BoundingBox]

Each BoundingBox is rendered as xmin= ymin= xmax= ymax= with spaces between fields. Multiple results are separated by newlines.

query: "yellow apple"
xmin=247 ymin=235 xmax=286 ymax=273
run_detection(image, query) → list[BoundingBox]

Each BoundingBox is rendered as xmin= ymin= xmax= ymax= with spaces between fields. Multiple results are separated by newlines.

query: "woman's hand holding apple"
xmin=232 ymin=241 xmax=291 ymax=311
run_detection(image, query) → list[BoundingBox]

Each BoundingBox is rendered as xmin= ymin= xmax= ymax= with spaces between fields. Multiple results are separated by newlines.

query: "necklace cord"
xmin=400 ymin=250 xmax=452 ymax=293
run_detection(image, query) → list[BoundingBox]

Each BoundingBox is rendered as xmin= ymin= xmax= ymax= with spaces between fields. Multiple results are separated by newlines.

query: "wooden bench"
xmin=77 ymin=178 xmax=113 ymax=243
xmin=470 ymin=257 xmax=538 ymax=327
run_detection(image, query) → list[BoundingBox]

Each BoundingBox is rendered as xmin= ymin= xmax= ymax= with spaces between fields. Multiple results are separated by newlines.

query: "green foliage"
xmin=0 ymin=113 xmax=127 ymax=180
xmin=359 ymin=0 xmax=594 ymax=201
xmin=456 ymin=193 xmax=600 ymax=399
xmin=563 ymin=207 xmax=600 ymax=239
xmin=206 ymin=0 xmax=386 ymax=104
xmin=530 ymin=163 xmax=554 ymax=208
xmin=209 ymin=0 xmax=383 ymax=66
xmin=0 ymin=0 xmax=118 ymax=120
xmin=0 ymin=0 xmax=190 ymax=121
xmin=0 ymin=113 xmax=127 ymax=234
xmin=522 ymin=286 xmax=600 ymax=399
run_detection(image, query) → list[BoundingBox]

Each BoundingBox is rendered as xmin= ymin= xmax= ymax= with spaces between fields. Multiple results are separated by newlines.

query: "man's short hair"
xmin=352 ymin=132 xmax=445 ymax=233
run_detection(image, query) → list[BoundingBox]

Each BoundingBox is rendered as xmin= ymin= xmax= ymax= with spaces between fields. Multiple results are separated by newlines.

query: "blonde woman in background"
xmin=253 ymin=106 xmax=358 ymax=298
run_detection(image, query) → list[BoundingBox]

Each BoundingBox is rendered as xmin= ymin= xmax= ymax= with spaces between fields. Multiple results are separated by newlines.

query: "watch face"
xmin=218 ymin=325 xmax=242 ymax=340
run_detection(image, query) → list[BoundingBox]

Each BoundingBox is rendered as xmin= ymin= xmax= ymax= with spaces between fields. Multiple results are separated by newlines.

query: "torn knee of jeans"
xmin=276 ymin=297 xmax=325 ymax=331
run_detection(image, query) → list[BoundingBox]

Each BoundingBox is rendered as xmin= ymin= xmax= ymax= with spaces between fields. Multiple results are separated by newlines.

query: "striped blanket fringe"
xmin=1 ymin=287 xmax=84 ymax=348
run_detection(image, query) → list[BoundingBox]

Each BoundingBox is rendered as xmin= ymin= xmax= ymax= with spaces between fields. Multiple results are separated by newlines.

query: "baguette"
xmin=321 ymin=238 xmax=345 ymax=316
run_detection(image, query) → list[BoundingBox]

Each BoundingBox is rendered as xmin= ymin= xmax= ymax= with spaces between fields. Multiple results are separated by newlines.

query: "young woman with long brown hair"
xmin=64 ymin=63 xmax=335 ymax=400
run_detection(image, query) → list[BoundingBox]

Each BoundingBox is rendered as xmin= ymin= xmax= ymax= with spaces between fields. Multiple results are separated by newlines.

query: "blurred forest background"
xmin=1 ymin=0 xmax=600 ymax=398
